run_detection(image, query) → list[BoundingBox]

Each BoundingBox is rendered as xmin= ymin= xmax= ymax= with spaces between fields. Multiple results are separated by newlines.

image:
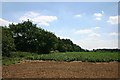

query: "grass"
xmin=2 ymin=51 xmax=119 ymax=65
xmin=2 ymin=57 xmax=21 ymax=66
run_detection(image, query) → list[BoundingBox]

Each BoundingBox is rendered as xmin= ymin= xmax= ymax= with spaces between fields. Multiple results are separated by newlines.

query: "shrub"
xmin=2 ymin=27 xmax=15 ymax=57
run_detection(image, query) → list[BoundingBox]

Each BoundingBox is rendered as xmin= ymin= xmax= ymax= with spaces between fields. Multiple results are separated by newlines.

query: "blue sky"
xmin=1 ymin=2 xmax=119 ymax=50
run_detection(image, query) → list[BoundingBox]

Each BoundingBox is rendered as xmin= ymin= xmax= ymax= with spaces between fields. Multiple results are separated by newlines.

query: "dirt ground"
xmin=2 ymin=60 xmax=119 ymax=78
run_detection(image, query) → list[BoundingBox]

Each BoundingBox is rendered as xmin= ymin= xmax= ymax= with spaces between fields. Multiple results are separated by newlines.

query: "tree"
xmin=9 ymin=20 xmax=58 ymax=54
xmin=56 ymin=38 xmax=84 ymax=52
xmin=36 ymin=29 xmax=58 ymax=54
xmin=2 ymin=27 xmax=15 ymax=57
xmin=8 ymin=20 xmax=85 ymax=54
xmin=9 ymin=20 xmax=39 ymax=52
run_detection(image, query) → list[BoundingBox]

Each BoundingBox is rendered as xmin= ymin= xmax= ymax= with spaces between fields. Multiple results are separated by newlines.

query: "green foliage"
xmin=8 ymin=20 xmax=84 ymax=54
xmin=2 ymin=52 xmax=37 ymax=65
xmin=2 ymin=57 xmax=21 ymax=66
xmin=37 ymin=52 xmax=118 ymax=62
xmin=2 ymin=27 xmax=15 ymax=57
xmin=3 ymin=20 xmax=119 ymax=57
xmin=57 ymin=38 xmax=85 ymax=52
xmin=9 ymin=20 xmax=58 ymax=54
xmin=9 ymin=20 xmax=39 ymax=52
xmin=3 ymin=51 xmax=119 ymax=65
xmin=93 ymin=49 xmax=120 ymax=52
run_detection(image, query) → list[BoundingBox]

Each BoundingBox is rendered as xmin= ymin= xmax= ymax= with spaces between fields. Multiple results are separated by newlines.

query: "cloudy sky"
xmin=1 ymin=2 xmax=119 ymax=50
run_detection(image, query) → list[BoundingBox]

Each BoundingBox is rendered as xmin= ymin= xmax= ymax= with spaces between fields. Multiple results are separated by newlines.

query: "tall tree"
xmin=9 ymin=20 xmax=58 ymax=54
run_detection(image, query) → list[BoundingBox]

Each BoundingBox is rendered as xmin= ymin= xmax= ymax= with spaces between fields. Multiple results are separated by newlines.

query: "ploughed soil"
xmin=2 ymin=60 xmax=119 ymax=78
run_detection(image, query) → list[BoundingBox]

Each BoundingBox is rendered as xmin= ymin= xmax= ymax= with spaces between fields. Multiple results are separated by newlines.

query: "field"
xmin=2 ymin=51 xmax=119 ymax=65
xmin=3 ymin=61 xmax=119 ymax=78
xmin=2 ymin=52 xmax=119 ymax=78
xmin=35 ymin=52 xmax=119 ymax=62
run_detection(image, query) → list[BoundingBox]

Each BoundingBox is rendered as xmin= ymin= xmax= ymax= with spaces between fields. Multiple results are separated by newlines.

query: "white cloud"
xmin=101 ymin=11 xmax=104 ymax=14
xmin=94 ymin=12 xmax=104 ymax=21
xmin=74 ymin=34 xmax=118 ymax=50
xmin=94 ymin=13 xmax=103 ymax=17
xmin=75 ymin=27 xmax=100 ymax=37
xmin=0 ymin=18 xmax=10 ymax=26
xmin=75 ymin=38 xmax=118 ymax=50
xmin=94 ymin=26 xmax=100 ymax=29
xmin=107 ymin=16 xmax=118 ymax=25
xmin=19 ymin=11 xmax=58 ymax=26
xmin=26 ymin=11 xmax=39 ymax=17
xmin=75 ymin=29 xmax=92 ymax=35
xmin=89 ymin=33 xmax=101 ymax=37
xmin=96 ymin=17 xmax=101 ymax=20
xmin=0 ymin=18 xmax=16 ymax=26
xmin=74 ymin=14 xmax=81 ymax=18
xmin=74 ymin=26 xmax=118 ymax=50
xmin=75 ymin=27 xmax=101 ymax=39
xmin=109 ymin=32 xmax=118 ymax=36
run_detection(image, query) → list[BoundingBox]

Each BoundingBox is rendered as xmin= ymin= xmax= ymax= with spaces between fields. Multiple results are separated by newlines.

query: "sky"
xmin=1 ymin=2 xmax=119 ymax=50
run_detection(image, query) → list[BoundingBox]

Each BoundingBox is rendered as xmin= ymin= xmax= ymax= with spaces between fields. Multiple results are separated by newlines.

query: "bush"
xmin=2 ymin=27 xmax=15 ymax=57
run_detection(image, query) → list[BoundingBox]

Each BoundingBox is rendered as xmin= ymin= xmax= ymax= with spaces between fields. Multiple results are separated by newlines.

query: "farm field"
xmin=2 ymin=51 xmax=119 ymax=66
xmin=2 ymin=52 xmax=119 ymax=78
xmin=3 ymin=61 xmax=119 ymax=78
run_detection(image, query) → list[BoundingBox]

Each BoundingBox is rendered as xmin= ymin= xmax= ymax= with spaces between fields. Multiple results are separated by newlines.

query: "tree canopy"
xmin=2 ymin=27 xmax=15 ymax=57
xmin=2 ymin=20 xmax=120 ymax=56
xmin=1 ymin=20 xmax=85 ymax=55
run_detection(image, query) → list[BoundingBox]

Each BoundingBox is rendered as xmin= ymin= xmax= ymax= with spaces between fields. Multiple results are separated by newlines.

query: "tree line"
xmin=2 ymin=20 xmax=85 ymax=56
xmin=92 ymin=49 xmax=120 ymax=52
xmin=2 ymin=20 xmax=119 ymax=57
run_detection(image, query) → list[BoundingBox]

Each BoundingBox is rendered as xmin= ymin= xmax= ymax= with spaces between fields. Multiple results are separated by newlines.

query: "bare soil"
xmin=2 ymin=60 xmax=119 ymax=78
